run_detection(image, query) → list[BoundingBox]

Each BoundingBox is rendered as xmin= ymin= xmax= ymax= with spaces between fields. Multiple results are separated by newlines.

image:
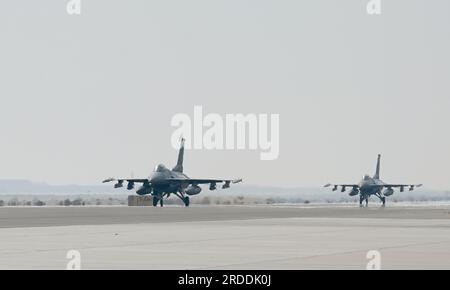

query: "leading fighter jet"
xmin=324 ymin=155 xmax=422 ymax=207
xmin=103 ymin=138 xmax=242 ymax=207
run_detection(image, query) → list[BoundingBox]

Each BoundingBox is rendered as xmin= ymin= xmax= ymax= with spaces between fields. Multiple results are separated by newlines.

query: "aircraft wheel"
xmin=160 ymin=197 xmax=164 ymax=207
xmin=152 ymin=196 xmax=158 ymax=207
xmin=381 ymin=197 xmax=386 ymax=207
xmin=184 ymin=196 xmax=190 ymax=207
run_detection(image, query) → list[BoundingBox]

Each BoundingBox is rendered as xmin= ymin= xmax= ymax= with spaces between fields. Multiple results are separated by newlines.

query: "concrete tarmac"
xmin=1 ymin=205 xmax=449 ymax=228
xmin=0 ymin=205 xmax=449 ymax=269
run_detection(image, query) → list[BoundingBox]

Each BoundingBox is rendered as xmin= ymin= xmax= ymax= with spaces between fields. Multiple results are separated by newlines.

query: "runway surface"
xmin=0 ymin=205 xmax=449 ymax=269
xmin=1 ymin=205 xmax=449 ymax=228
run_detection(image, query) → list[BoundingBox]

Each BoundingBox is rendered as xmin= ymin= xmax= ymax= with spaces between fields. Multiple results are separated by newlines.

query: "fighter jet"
xmin=103 ymin=138 xmax=242 ymax=207
xmin=324 ymin=155 xmax=422 ymax=207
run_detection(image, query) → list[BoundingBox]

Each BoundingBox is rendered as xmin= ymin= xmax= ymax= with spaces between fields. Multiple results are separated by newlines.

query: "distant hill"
xmin=0 ymin=179 xmax=112 ymax=194
xmin=221 ymin=184 xmax=450 ymax=203
xmin=0 ymin=179 xmax=340 ymax=196
xmin=0 ymin=179 xmax=449 ymax=202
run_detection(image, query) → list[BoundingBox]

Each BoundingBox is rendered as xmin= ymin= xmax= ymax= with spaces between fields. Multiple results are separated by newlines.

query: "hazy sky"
xmin=1 ymin=0 xmax=449 ymax=189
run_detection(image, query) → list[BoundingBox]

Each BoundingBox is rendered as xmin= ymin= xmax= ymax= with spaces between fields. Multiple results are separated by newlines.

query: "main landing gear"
xmin=173 ymin=190 xmax=190 ymax=207
xmin=152 ymin=190 xmax=191 ymax=207
xmin=360 ymin=193 xmax=386 ymax=207
xmin=183 ymin=196 xmax=190 ymax=207
xmin=374 ymin=192 xmax=386 ymax=207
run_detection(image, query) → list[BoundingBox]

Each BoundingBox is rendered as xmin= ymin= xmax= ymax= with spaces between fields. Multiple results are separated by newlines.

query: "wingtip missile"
xmin=102 ymin=178 xmax=115 ymax=183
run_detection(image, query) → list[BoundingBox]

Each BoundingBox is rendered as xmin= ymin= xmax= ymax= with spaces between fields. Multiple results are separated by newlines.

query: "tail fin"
xmin=374 ymin=154 xmax=381 ymax=179
xmin=172 ymin=138 xmax=185 ymax=172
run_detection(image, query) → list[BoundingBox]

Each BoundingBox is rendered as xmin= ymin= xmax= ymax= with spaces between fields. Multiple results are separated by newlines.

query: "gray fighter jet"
xmin=103 ymin=139 xmax=242 ymax=207
xmin=324 ymin=155 xmax=422 ymax=207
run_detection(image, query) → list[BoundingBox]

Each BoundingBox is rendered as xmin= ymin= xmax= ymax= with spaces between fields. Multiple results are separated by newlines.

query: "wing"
xmin=324 ymin=183 xmax=359 ymax=192
xmin=382 ymin=184 xmax=423 ymax=191
xmin=102 ymin=178 xmax=149 ymax=189
xmin=102 ymin=178 xmax=148 ymax=183
xmin=171 ymin=178 xmax=243 ymax=190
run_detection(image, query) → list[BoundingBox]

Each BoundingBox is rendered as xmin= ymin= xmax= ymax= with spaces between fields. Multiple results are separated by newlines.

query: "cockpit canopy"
xmin=363 ymin=174 xmax=371 ymax=180
xmin=154 ymin=164 xmax=168 ymax=172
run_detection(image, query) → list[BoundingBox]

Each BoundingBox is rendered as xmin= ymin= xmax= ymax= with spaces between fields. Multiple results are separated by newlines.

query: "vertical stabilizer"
xmin=172 ymin=138 xmax=185 ymax=172
xmin=374 ymin=154 xmax=381 ymax=179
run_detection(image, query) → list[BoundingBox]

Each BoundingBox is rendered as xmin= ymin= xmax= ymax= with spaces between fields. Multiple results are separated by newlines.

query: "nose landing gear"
xmin=359 ymin=195 xmax=369 ymax=207
xmin=152 ymin=194 xmax=164 ymax=207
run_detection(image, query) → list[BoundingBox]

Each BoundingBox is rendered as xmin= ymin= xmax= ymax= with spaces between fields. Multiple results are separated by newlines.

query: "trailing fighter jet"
xmin=103 ymin=138 xmax=242 ymax=207
xmin=324 ymin=155 xmax=422 ymax=207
